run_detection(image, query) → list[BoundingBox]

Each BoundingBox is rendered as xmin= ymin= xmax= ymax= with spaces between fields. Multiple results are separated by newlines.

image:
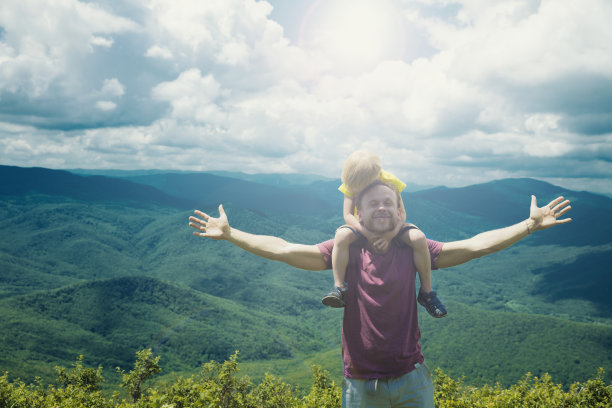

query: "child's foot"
xmin=322 ymin=285 xmax=347 ymax=308
xmin=417 ymin=290 xmax=447 ymax=318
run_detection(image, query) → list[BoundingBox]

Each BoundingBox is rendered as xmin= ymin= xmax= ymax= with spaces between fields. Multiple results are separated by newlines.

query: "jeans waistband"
xmin=365 ymin=363 xmax=423 ymax=395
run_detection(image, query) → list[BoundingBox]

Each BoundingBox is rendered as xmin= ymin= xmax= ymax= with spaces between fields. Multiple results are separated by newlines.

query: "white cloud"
xmin=0 ymin=0 xmax=138 ymax=98
xmin=96 ymin=101 xmax=117 ymax=111
xmin=0 ymin=0 xmax=610 ymax=195
xmin=91 ymin=36 xmax=114 ymax=48
xmin=524 ymin=114 xmax=560 ymax=134
xmin=152 ymin=68 xmax=225 ymax=123
xmin=410 ymin=0 xmax=612 ymax=85
xmin=145 ymin=45 xmax=173 ymax=59
xmin=101 ymin=78 xmax=125 ymax=97
xmin=217 ymin=41 xmax=251 ymax=66
xmin=523 ymin=139 xmax=573 ymax=158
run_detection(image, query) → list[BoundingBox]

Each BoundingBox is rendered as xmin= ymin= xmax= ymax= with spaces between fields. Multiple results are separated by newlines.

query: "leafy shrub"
xmin=433 ymin=367 xmax=612 ymax=408
xmin=117 ymin=349 xmax=162 ymax=403
xmin=303 ymin=365 xmax=341 ymax=408
xmin=55 ymin=355 xmax=104 ymax=391
xmin=1 ymin=350 xmax=610 ymax=407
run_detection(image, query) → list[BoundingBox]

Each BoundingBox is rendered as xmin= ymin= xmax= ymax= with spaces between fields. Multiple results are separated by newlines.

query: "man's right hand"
xmin=189 ymin=204 xmax=230 ymax=240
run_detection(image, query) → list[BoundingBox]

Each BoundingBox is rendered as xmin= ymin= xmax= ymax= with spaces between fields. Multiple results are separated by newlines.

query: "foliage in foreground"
xmin=434 ymin=367 xmax=611 ymax=408
xmin=1 ymin=350 xmax=610 ymax=408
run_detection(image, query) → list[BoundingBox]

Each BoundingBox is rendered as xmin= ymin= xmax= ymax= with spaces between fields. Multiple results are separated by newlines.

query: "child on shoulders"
xmin=322 ymin=149 xmax=447 ymax=318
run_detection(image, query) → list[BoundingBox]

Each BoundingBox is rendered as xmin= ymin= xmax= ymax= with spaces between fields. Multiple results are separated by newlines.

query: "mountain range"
xmin=0 ymin=164 xmax=610 ymax=389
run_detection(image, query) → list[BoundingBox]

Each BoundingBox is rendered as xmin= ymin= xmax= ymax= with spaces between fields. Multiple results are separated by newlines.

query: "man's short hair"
xmin=355 ymin=180 xmax=401 ymax=210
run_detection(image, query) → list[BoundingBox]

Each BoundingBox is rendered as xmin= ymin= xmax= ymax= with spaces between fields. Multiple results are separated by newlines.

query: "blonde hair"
xmin=341 ymin=150 xmax=382 ymax=194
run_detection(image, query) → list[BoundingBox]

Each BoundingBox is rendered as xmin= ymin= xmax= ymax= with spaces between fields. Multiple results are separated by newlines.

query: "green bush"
xmin=433 ymin=367 xmax=612 ymax=408
xmin=56 ymin=355 xmax=105 ymax=391
xmin=116 ymin=349 xmax=162 ymax=403
xmin=1 ymin=350 xmax=610 ymax=407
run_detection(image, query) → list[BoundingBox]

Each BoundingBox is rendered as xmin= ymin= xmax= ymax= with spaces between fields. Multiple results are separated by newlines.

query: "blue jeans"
xmin=342 ymin=363 xmax=435 ymax=408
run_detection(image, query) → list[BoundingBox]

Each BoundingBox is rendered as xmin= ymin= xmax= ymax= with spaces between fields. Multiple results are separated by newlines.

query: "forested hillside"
xmin=0 ymin=165 xmax=610 ymax=391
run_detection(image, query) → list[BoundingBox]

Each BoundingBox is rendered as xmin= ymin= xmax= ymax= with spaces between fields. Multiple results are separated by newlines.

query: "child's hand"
xmin=372 ymin=237 xmax=391 ymax=253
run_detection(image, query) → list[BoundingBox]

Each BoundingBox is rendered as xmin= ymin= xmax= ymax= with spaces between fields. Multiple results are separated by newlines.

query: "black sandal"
xmin=322 ymin=285 xmax=347 ymax=308
xmin=417 ymin=290 xmax=447 ymax=318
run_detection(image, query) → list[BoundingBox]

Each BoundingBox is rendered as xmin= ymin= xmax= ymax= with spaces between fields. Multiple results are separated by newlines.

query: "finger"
xmin=530 ymin=195 xmax=537 ymax=210
xmin=189 ymin=222 xmax=206 ymax=231
xmin=556 ymin=217 xmax=572 ymax=224
xmin=218 ymin=204 xmax=225 ymax=216
xmin=546 ymin=196 xmax=564 ymax=209
xmin=194 ymin=210 xmax=210 ymax=220
xmin=556 ymin=205 xmax=572 ymax=217
xmin=189 ymin=216 xmax=207 ymax=226
xmin=551 ymin=200 xmax=570 ymax=213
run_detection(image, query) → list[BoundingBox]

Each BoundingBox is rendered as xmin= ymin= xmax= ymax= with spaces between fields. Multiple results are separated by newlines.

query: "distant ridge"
xmin=0 ymin=166 xmax=195 ymax=208
xmin=0 ymin=166 xmax=337 ymax=216
xmin=412 ymin=178 xmax=568 ymax=222
xmin=408 ymin=177 xmax=612 ymax=246
xmin=125 ymin=172 xmax=337 ymax=216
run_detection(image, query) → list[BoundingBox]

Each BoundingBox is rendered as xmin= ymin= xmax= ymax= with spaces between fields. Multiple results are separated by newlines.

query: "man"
xmin=188 ymin=181 xmax=572 ymax=408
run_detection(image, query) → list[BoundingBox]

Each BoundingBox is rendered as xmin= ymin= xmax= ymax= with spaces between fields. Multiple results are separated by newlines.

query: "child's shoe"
xmin=417 ymin=290 xmax=447 ymax=318
xmin=322 ymin=285 xmax=348 ymax=308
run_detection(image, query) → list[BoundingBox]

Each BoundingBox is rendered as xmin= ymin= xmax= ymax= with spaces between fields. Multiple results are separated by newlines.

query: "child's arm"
xmin=343 ymin=195 xmax=363 ymax=232
xmin=398 ymin=195 xmax=408 ymax=224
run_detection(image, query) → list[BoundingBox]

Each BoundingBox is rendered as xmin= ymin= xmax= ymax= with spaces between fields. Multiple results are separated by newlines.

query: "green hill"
xmin=419 ymin=301 xmax=612 ymax=387
xmin=0 ymin=165 xmax=610 ymax=390
xmin=0 ymin=276 xmax=336 ymax=385
xmin=1 ymin=277 xmax=610 ymax=389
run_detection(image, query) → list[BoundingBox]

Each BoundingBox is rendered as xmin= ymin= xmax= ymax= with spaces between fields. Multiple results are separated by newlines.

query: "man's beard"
xmin=362 ymin=210 xmax=398 ymax=233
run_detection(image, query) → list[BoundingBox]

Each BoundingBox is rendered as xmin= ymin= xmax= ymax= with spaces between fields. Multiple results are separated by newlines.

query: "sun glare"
xmin=299 ymin=0 xmax=406 ymax=73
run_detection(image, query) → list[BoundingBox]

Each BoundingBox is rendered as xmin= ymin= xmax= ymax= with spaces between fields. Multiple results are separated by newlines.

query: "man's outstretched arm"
xmin=436 ymin=195 xmax=572 ymax=269
xmin=189 ymin=204 xmax=328 ymax=271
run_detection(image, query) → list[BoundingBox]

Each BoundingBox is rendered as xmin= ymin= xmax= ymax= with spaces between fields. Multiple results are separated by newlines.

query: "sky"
xmin=0 ymin=0 xmax=611 ymax=195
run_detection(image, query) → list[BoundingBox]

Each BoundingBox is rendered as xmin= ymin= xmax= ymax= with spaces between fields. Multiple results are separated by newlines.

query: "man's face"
xmin=357 ymin=184 xmax=401 ymax=233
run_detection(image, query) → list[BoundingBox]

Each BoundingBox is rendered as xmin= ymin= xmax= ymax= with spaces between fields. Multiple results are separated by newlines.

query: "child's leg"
xmin=401 ymin=228 xmax=432 ymax=293
xmin=322 ymin=226 xmax=359 ymax=308
xmin=331 ymin=226 xmax=359 ymax=288
xmin=401 ymin=226 xmax=447 ymax=318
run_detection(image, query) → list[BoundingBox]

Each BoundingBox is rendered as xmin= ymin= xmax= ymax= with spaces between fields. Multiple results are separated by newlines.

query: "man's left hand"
xmin=529 ymin=195 xmax=572 ymax=231
xmin=189 ymin=204 xmax=230 ymax=240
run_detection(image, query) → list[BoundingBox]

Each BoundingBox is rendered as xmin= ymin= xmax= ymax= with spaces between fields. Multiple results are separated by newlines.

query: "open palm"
xmin=530 ymin=195 xmax=572 ymax=231
xmin=189 ymin=205 xmax=230 ymax=240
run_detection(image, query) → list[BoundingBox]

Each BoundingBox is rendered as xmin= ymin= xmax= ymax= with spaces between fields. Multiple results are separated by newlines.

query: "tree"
xmin=55 ymin=355 xmax=104 ymax=391
xmin=303 ymin=365 xmax=341 ymax=408
xmin=116 ymin=348 xmax=161 ymax=403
